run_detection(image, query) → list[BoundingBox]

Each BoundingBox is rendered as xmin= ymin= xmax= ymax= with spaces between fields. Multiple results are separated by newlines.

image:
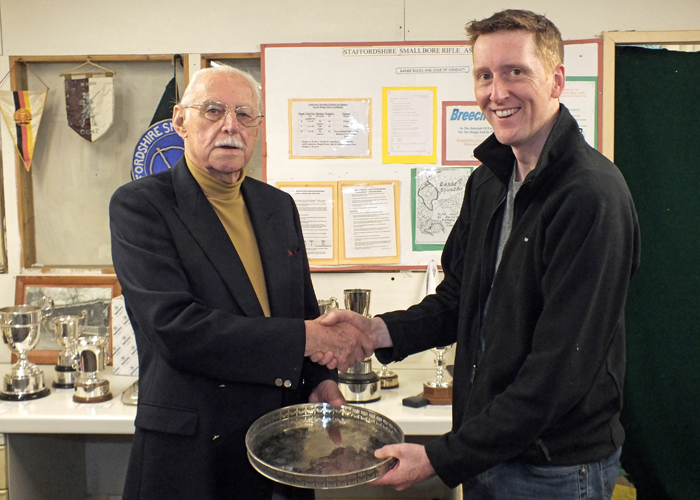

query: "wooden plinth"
xmin=422 ymin=383 xmax=453 ymax=405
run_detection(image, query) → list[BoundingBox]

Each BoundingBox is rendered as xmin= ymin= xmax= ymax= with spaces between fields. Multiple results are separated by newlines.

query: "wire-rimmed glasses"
xmin=185 ymin=100 xmax=264 ymax=127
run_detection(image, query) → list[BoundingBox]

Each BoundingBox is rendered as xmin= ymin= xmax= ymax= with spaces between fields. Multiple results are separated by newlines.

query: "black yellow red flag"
xmin=0 ymin=89 xmax=48 ymax=171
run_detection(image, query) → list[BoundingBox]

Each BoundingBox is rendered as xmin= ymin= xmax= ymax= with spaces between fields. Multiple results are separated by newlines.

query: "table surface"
xmin=0 ymin=365 xmax=452 ymax=436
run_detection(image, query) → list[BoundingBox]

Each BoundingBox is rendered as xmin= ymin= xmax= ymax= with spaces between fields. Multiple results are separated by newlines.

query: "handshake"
xmin=304 ymin=309 xmax=393 ymax=371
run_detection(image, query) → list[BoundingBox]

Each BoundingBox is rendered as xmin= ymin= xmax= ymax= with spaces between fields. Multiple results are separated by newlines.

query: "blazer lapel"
xmin=170 ymin=159 xmax=264 ymax=317
xmin=242 ymin=179 xmax=291 ymax=318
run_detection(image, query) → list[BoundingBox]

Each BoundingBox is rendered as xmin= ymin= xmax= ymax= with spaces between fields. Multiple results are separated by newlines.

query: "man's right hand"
xmin=304 ymin=317 xmax=374 ymax=371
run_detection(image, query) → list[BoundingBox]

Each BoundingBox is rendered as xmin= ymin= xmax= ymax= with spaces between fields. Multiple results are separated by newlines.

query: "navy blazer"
xmin=110 ymin=157 xmax=327 ymax=499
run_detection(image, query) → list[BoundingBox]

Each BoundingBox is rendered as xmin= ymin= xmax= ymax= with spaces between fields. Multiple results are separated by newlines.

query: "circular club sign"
xmin=132 ymin=119 xmax=184 ymax=179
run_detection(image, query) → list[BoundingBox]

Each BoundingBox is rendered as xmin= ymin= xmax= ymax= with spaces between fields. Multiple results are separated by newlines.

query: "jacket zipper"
xmin=471 ymin=192 xmax=506 ymax=388
xmin=471 ymin=171 xmax=530 ymax=388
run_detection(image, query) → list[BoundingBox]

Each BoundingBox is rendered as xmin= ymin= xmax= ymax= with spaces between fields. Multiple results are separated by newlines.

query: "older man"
xmin=321 ymin=9 xmax=640 ymax=500
xmin=110 ymin=65 xmax=372 ymax=500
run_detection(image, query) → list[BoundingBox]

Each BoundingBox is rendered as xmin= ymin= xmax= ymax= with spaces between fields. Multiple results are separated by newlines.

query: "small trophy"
xmin=121 ymin=380 xmax=139 ymax=406
xmin=0 ymin=297 xmax=54 ymax=400
xmin=422 ymin=345 xmax=453 ymax=405
xmin=73 ymin=334 xmax=112 ymax=403
xmin=48 ymin=311 xmax=87 ymax=388
xmin=338 ymin=289 xmax=381 ymax=403
xmin=317 ymin=297 xmax=339 ymax=315
xmin=376 ymin=363 xmax=399 ymax=389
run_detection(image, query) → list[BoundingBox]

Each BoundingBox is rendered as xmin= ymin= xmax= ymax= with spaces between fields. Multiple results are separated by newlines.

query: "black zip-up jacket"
xmin=378 ymin=105 xmax=641 ymax=488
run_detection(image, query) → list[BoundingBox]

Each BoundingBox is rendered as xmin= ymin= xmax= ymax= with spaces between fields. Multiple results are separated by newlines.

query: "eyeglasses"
xmin=185 ymin=100 xmax=264 ymax=127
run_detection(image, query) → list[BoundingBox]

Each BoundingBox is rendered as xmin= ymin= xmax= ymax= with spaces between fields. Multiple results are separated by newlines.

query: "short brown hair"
xmin=465 ymin=9 xmax=564 ymax=73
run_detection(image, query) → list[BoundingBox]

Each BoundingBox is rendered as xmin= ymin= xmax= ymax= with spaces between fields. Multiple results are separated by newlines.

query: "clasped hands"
xmin=304 ymin=309 xmax=392 ymax=372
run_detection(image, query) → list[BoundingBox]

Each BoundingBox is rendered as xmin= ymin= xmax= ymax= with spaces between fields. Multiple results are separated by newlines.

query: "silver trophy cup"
xmin=317 ymin=297 xmax=339 ymax=315
xmin=338 ymin=289 xmax=381 ymax=403
xmin=344 ymin=289 xmax=399 ymax=389
xmin=422 ymin=345 xmax=453 ymax=405
xmin=343 ymin=289 xmax=371 ymax=317
xmin=73 ymin=334 xmax=112 ymax=403
xmin=0 ymin=296 xmax=54 ymax=400
xmin=47 ymin=311 xmax=88 ymax=389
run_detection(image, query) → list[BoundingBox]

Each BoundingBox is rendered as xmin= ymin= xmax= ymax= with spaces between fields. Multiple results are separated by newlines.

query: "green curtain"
xmin=615 ymin=45 xmax=700 ymax=500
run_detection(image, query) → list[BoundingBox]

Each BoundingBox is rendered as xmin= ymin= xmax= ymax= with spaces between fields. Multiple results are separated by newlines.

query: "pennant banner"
xmin=0 ymin=89 xmax=48 ymax=171
xmin=64 ymin=73 xmax=114 ymax=142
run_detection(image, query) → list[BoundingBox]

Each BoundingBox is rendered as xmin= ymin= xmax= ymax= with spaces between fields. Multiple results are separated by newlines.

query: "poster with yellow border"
xmin=338 ymin=180 xmax=400 ymax=265
xmin=276 ymin=182 xmax=338 ymax=265
xmin=382 ymin=87 xmax=437 ymax=164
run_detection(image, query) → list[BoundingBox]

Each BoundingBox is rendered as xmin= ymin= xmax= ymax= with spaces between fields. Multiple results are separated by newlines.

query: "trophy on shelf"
xmin=0 ymin=296 xmax=54 ymax=401
xmin=121 ymin=380 xmax=138 ymax=406
xmin=73 ymin=333 xmax=112 ymax=403
xmin=47 ymin=311 xmax=87 ymax=389
xmin=371 ymin=290 xmax=398 ymax=389
xmin=376 ymin=362 xmax=399 ymax=390
xmin=422 ymin=345 xmax=453 ymax=405
xmin=317 ymin=297 xmax=339 ymax=315
xmin=337 ymin=289 xmax=381 ymax=403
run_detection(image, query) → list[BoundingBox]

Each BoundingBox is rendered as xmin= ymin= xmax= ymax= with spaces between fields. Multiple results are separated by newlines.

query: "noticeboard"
xmin=262 ymin=40 xmax=602 ymax=268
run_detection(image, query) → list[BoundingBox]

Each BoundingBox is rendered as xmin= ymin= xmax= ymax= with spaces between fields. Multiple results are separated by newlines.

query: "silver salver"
xmin=246 ymin=403 xmax=404 ymax=489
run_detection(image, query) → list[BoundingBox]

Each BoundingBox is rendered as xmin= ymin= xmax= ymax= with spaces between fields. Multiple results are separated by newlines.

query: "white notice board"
xmin=262 ymin=40 xmax=602 ymax=269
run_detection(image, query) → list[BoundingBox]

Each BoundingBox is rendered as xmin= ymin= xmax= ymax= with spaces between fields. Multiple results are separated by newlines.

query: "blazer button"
xmin=284 ymin=380 xmax=292 ymax=388
xmin=275 ymin=378 xmax=283 ymax=387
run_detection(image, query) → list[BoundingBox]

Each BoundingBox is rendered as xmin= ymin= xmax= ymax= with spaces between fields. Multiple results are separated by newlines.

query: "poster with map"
xmin=412 ymin=166 xmax=473 ymax=250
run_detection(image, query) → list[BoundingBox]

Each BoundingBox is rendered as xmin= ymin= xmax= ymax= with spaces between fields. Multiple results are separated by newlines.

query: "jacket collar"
xmin=170 ymin=157 xmax=274 ymax=317
xmin=240 ymin=178 xmax=292 ymax=319
xmin=474 ymin=104 xmax=584 ymax=189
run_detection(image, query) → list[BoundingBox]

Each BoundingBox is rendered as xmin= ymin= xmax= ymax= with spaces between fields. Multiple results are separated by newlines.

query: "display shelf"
xmin=0 ymin=366 xmax=450 ymax=436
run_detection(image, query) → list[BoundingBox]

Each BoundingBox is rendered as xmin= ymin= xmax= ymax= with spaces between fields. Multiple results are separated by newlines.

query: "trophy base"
xmin=378 ymin=371 xmax=399 ymax=389
xmin=54 ymin=365 xmax=77 ymax=389
xmin=422 ymin=383 xmax=453 ymax=405
xmin=338 ymin=371 xmax=381 ymax=403
xmin=0 ymin=386 xmax=50 ymax=401
xmin=120 ymin=380 xmax=139 ymax=406
xmin=73 ymin=378 xmax=113 ymax=403
xmin=1 ymin=367 xmax=51 ymax=401
xmin=339 ymin=380 xmax=381 ymax=403
xmin=53 ymin=382 xmax=75 ymax=389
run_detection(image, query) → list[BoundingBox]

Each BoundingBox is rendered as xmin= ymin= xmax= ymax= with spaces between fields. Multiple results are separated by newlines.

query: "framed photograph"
xmin=14 ymin=275 xmax=121 ymax=365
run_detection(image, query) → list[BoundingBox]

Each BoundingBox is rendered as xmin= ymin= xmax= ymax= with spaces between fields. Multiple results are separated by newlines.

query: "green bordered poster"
xmin=412 ymin=166 xmax=473 ymax=251
xmin=561 ymin=76 xmax=598 ymax=149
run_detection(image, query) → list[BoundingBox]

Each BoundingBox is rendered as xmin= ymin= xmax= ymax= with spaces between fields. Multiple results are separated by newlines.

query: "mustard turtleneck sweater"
xmin=186 ymin=157 xmax=271 ymax=317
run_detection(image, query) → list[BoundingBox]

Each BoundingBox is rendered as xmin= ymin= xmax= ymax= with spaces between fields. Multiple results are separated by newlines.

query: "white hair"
xmin=180 ymin=65 xmax=262 ymax=110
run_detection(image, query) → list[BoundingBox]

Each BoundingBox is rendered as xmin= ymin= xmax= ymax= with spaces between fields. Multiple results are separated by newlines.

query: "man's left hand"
xmin=371 ymin=443 xmax=436 ymax=491
xmin=309 ymin=379 xmax=346 ymax=408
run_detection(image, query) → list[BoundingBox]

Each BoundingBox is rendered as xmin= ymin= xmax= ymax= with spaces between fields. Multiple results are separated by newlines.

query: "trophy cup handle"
xmin=329 ymin=297 xmax=339 ymax=309
xmin=40 ymin=296 xmax=54 ymax=320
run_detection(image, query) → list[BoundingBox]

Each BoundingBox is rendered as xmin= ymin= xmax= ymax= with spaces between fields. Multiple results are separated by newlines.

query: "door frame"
xmin=602 ymin=30 xmax=700 ymax=161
